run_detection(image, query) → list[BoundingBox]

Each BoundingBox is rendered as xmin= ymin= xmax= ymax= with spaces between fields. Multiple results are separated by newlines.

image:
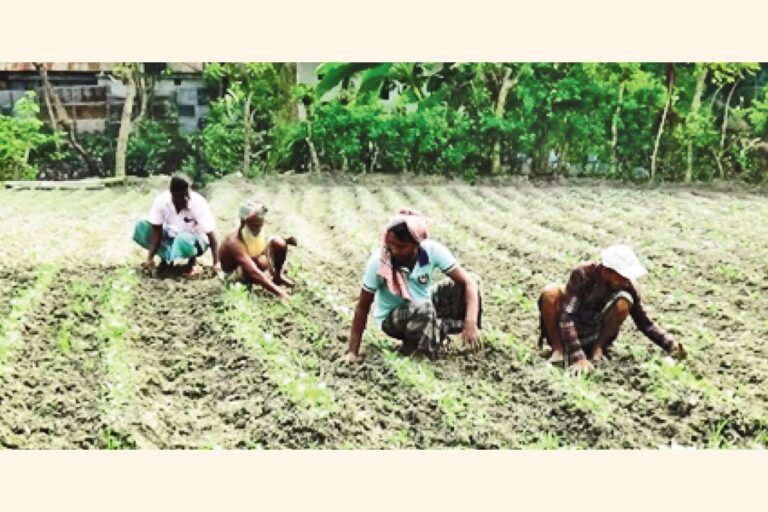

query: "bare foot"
xmin=548 ymin=350 xmax=564 ymax=364
xmin=182 ymin=264 xmax=204 ymax=279
xmin=273 ymin=274 xmax=295 ymax=288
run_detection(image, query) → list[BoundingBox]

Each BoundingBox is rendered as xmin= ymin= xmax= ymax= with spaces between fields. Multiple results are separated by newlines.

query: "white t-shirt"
xmin=148 ymin=190 xmax=216 ymax=238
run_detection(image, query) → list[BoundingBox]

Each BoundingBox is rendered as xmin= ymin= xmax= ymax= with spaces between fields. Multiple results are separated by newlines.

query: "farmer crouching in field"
xmin=538 ymin=244 xmax=686 ymax=376
xmin=342 ymin=209 xmax=482 ymax=362
xmin=217 ymin=199 xmax=296 ymax=303
xmin=133 ymin=174 xmax=220 ymax=278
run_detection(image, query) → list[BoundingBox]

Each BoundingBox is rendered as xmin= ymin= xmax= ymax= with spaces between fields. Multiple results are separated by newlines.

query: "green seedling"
xmin=223 ymin=283 xmax=335 ymax=414
xmin=0 ymin=264 xmax=58 ymax=368
xmin=57 ymin=322 xmax=73 ymax=354
xmin=97 ymin=267 xmax=141 ymax=440
xmin=386 ymin=429 xmax=411 ymax=448
xmin=101 ymin=427 xmax=137 ymax=450
xmin=716 ymin=264 xmax=743 ymax=283
xmin=546 ymin=365 xmax=613 ymax=426
xmin=751 ymin=430 xmax=768 ymax=448
xmin=529 ymin=432 xmax=560 ymax=450
xmin=706 ymin=418 xmax=732 ymax=449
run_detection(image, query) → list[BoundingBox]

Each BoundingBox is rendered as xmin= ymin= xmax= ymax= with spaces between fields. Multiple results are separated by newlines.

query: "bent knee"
xmin=269 ymin=237 xmax=288 ymax=251
xmin=255 ymin=255 xmax=269 ymax=270
xmin=614 ymin=297 xmax=632 ymax=316
xmin=540 ymin=283 xmax=562 ymax=305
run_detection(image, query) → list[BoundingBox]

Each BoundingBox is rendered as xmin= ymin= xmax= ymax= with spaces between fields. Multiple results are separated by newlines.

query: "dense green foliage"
xmin=274 ymin=62 xmax=768 ymax=182
xmin=0 ymin=92 xmax=58 ymax=180
xmin=4 ymin=63 xmax=768 ymax=183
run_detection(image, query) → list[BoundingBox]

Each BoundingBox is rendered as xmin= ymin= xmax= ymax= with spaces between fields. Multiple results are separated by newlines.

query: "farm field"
xmin=1 ymin=174 xmax=767 ymax=449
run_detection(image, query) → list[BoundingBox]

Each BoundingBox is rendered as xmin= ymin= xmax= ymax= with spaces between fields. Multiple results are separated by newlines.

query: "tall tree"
xmin=708 ymin=63 xmax=761 ymax=178
xmin=112 ymin=63 xmax=141 ymax=180
xmin=650 ymin=64 xmax=676 ymax=181
xmin=33 ymin=62 xmax=97 ymax=175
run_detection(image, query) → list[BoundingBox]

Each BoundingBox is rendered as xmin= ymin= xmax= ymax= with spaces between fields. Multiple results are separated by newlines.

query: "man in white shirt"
xmin=133 ymin=174 xmax=220 ymax=277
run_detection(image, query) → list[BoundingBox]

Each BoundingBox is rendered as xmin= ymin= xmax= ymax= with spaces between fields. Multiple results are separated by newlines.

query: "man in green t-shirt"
xmin=342 ymin=209 xmax=482 ymax=361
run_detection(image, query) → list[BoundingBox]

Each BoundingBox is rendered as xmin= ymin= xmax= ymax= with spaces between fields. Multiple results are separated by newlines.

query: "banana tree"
xmin=314 ymin=62 xmax=446 ymax=105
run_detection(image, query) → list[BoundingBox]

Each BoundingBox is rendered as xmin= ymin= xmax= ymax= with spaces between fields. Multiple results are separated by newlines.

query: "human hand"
xmin=569 ymin=358 xmax=593 ymax=377
xmin=277 ymin=289 xmax=291 ymax=305
xmin=462 ymin=322 xmax=482 ymax=350
xmin=143 ymin=256 xmax=156 ymax=271
xmin=669 ymin=339 xmax=687 ymax=360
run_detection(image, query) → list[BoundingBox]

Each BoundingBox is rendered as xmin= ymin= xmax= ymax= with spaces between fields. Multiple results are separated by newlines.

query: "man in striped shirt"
xmin=538 ymin=244 xmax=686 ymax=375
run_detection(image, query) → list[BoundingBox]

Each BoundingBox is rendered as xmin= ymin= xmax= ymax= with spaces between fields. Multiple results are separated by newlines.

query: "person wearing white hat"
xmin=217 ymin=198 xmax=297 ymax=302
xmin=537 ymin=244 xmax=686 ymax=375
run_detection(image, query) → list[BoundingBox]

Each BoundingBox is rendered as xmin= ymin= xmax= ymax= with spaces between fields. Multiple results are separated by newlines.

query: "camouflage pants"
xmin=381 ymin=273 xmax=482 ymax=357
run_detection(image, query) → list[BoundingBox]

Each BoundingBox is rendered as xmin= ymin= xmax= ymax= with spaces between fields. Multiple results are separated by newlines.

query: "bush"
xmin=273 ymin=101 xmax=484 ymax=175
xmin=127 ymin=119 xmax=191 ymax=177
xmin=0 ymin=91 xmax=57 ymax=181
xmin=33 ymin=118 xmax=191 ymax=179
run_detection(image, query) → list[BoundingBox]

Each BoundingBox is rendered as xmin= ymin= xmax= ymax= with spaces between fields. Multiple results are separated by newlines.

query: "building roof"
xmin=0 ymin=62 xmax=204 ymax=73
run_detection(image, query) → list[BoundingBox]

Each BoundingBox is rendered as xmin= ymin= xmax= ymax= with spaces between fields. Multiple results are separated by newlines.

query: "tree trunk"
xmin=34 ymin=63 xmax=97 ymax=174
xmin=278 ymin=63 xmax=299 ymax=123
xmin=610 ymin=80 xmax=627 ymax=174
xmin=491 ymin=68 xmax=513 ymax=174
xmin=651 ymin=93 xmax=671 ymax=180
xmin=306 ymin=121 xmax=320 ymax=173
xmin=39 ymin=79 xmax=59 ymax=148
xmin=651 ymin=66 xmax=675 ymax=181
xmin=132 ymin=64 xmax=149 ymax=126
xmin=491 ymin=67 xmax=527 ymax=174
xmin=243 ymin=92 xmax=253 ymax=174
xmin=685 ymin=65 xmax=708 ymax=183
xmin=716 ymin=80 xmax=739 ymax=179
xmin=115 ymin=72 xmax=136 ymax=179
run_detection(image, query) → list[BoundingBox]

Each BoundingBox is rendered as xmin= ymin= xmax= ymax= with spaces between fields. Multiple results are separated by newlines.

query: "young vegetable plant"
xmin=222 ymin=283 xmax=336 ymax=416
xmin=0 ymin=264 xmax=58 ymax=369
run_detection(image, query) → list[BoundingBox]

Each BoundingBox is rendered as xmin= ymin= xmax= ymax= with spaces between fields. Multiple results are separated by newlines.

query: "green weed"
xmin=528 ymin=432 xmax=561 ymax=450
xmin=101 ymin=427 xmax=137 ymax=450
xmin=716 ymin=264 xmax=743 ymax=283
xmin=706 ymin=418 xmax=732 ymax=449
xmin=57 ymin=322 xmax=73 ymax=354
xmin=751 ymin=430 xmax=768 ymax=448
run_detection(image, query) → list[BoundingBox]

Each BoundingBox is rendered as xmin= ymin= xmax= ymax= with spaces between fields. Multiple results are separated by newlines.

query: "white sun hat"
xmin=601 ymin=244 xmax=647 ymax=280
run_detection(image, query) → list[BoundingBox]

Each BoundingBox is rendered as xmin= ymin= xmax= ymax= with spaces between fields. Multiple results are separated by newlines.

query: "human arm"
xmin=559 ymin=265 xmax=591 ymax=371
xmin=145 ymin=223 xmax=162 ymax=268
xmin=344 ymin=289 xmax=375 ymax=360
xmin=629 ymin=288 xmax=685 ymax=359
xmin=445 ymin=266 xmax=481 ymax=348
xmin=230 ymin=239 xmax=289 ymax=301
xmin=207 ymin=231 xmax=220 ymax=269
